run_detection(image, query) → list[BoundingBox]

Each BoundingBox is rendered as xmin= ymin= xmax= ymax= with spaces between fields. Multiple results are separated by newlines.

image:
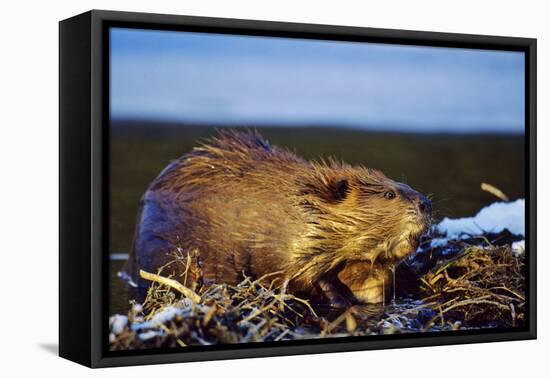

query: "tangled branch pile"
xmin=110 ymin=250 xmax=327 ymax=350
xmin=109 ymin=236 xmax=526 ymax=350
xmin=420 ymin=244 xmax=525 ymax=329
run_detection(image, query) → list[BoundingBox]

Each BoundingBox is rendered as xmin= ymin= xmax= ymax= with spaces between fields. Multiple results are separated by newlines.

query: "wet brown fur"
xmin=124 ymin=129 xmax=431 ymax=305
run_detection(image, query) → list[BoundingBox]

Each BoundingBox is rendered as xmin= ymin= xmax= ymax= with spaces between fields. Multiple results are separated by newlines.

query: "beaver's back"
xmin=125 ymin=130 xmax=317 ymax=291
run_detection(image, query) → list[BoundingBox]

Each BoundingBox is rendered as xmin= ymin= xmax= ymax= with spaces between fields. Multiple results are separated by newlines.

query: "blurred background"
xmin=109 ymin=27 xmax=525 ymax=313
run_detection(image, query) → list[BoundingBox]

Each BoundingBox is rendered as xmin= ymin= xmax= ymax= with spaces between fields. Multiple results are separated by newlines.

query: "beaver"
xmin=123 ymin=129 xmax=432 ymax=307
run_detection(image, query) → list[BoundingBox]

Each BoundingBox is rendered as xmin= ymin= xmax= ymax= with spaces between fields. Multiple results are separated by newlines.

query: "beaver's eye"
xmin=384 ymin=191 xmax=396 ymax=200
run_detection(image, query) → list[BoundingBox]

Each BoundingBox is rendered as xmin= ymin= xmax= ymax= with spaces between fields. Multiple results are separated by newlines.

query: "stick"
xmin=481 ymin=182 xmax=509 ymax=201
xmin=139 ymin=269 xmax=201 ymax=303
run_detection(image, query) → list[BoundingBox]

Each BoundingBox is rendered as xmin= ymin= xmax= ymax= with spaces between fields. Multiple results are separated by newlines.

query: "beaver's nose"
xmin=418 ymin=195 xmax=432 ymax=214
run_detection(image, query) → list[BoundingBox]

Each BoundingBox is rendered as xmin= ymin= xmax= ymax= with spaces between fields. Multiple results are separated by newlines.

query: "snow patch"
xmin=429 ymin=238 xmax=449 ymax=248
xmin=109 ymin=314 xmax=128 ymax=335
xmin=132 ymin=303 xmax=143 ymax=313
xmin=132 ymin=306 xmax=183 ymax=331
xmin=512 ymin=240 xmax=525 ymax=256
xmin=117 ymin=270 xmax=138 ymax=288
xmin=138 ymin=330 xmax=163 ymax=341
xmin=436 ymin=199 xmax=524 ymax=238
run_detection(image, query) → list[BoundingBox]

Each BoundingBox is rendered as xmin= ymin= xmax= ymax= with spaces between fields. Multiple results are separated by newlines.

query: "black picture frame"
xmin=59 ymin=9 xmax=537 ymax=368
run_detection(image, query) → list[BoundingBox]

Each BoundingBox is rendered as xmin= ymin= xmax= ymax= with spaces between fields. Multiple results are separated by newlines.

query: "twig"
xmin=139 ymin=269 xmax=201 ymax=303
xmin=481 ymin=182 xmax=509 ymax=202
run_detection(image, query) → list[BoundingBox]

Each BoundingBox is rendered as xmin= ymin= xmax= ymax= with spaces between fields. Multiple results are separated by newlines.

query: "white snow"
xmin=131 ymin=306 xmax=183 ymax=331
xmin=132 ymin=303 xmax=143 ymax=313
xmin=138 ymin=330 xmax=162 ymax=341
xmin=109 ymin=314 xmax=128 ymax=335
xmin=436 ymin=199 xmax=525 ymax=238
xmin=512 ymin=240 xmax=525 ymax=256
xmin=117 ymin=271 xmax=138 ymax=288
xmin=151 ymin=306 xmax=181 ymax=323
xmin=429 ymin=238 xmax=449 ymax=248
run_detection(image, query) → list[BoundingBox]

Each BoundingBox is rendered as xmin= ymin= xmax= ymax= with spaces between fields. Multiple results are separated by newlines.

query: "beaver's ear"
xmin=300 ymin=176 xmax=350 ymax=203
xmin=334 ymin=179 xmax=350 ymax=201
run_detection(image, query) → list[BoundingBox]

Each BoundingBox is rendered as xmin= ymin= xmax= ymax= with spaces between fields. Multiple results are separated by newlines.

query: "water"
xmin=108 ymin=122 xmax=525 ymax=315
xmin=110 ymin=259 xmax=129 ymax=315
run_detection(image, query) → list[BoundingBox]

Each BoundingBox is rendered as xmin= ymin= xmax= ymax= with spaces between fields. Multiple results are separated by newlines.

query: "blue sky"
xmin=110 ymin=27 xmax=525 ymax=133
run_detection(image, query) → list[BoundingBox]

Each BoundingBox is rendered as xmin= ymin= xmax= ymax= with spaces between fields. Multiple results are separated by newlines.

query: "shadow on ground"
xmin=38 ymin=343 xmax=58 ymax=356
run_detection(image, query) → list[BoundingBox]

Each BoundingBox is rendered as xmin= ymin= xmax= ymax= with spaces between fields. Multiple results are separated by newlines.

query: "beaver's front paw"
xmin=316 ymin=278 xmax=357 ymax=308
xmin=328 ymin=294 xmax=355 ymax=309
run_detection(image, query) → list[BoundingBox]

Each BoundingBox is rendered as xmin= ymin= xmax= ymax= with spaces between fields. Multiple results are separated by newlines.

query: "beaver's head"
xmin=301 ymin=163 xmax=432 ymax=265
